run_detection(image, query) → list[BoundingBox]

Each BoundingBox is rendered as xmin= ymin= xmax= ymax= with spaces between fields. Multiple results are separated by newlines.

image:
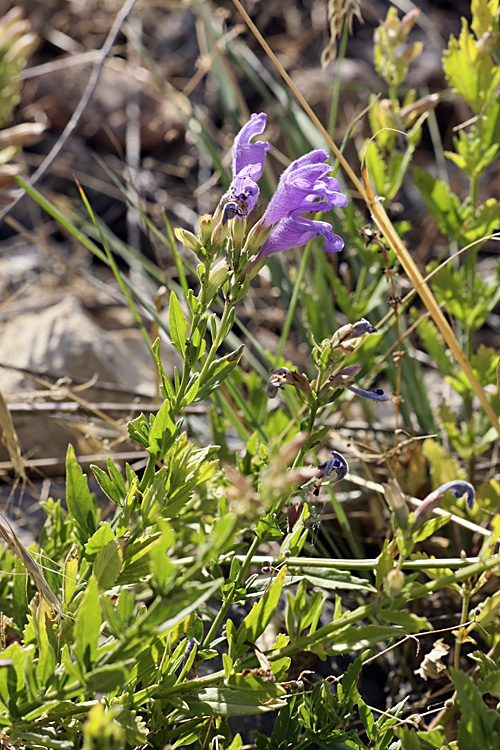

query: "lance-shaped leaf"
xmin=195 ymin=345 xmax=245 ymax=402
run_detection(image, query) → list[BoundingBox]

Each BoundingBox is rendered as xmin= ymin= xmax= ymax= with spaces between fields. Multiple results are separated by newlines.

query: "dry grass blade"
xmin=0 ymin=388 xmax=26 ymax=482
xmin=0 ymin=513 xmax=62 ymax=614
xmin=232 ymin=0 xmax=500 ymax=440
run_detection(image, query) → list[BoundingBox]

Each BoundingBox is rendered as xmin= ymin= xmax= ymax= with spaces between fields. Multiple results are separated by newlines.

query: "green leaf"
xmin=91 ymin=464 xmax=123 ymax=507
xmin=397 ymin=726 xmax=422 ymax=750
xmin=74 ymin=576 xmax=101 ymax=671
xmin=451 ymin=666 xmax=500 ymax=750
xmin=169 ymin=291 xmax=188 ymax=357
xmin=152 ymin=338 xmax=174 ymax=400
xmin=412 ymin=168 xmax=462 ymax=238
xmin=195 ymin=345 xmax=245 ymax=402
xmin=376 ymin=540 xmax=394 ymax=591
xmin=442 ymin=18 xmax=500 ymax=113
xmin=472 ymin=0 xmax=500 ymax=37
xmin=238 ymin=566 xmax=287 ymax=646
xmin=378 ymin=608 xmax=431 ymax=631
xmin=85 ymin=661 xmax=134 ymax=693
xmin=91 ymin=459 xmax=126 ymax=508
xmin=63 ymin=546 xmax=78 ymax=608
xmin=412 ymin=514 xmax=451 ymax=543
xmin=300 ymin=567 xmax=376 ymax=592
xmin=94 ymin=539 xmax=122 ymax=590
xmin=478 ymin=670 xmax=500 ymax=699
xmin=148 ymin=400 xmax=178 ymax=459
xmin=150 ymin=520 xmax=175 ymax=590
xmin=178 ymin=686 xmax=287 ymax=717
xmin=65 ymin=444 xmax=97 ymax=546
xmin=326 ymin=625 xmax=405 ymax=655
xmin=0 ymin=642 xmax=28 ymax=706
xmin=127 ymin=412 xmax=150 ymax=448
xmin=85 ymin=522 xmax=115 ymax=558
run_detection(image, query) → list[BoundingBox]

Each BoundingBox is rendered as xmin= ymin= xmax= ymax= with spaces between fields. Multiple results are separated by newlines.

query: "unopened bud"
xmin=174 ymin=227 xmax=203 ymax=254
xmin=210 ymin=218 xmax=230 ymax=250
xmin=205 ymin=260 xmax=230 ymax=301
xmin=231 ymin=216 xmax=247 ymax=250
xmin=199 ymin=214 xmax=214 ymax=245
xmin=385 ymin=568 xmax=405 ymax=597
xmin=384 ymin=479 xmax=409 ymax=529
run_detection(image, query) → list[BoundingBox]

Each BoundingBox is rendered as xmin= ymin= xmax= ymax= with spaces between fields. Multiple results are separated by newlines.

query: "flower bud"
xmin=204 ymin=260 xmax=230 ymax=301
xmin=384 ymin=479 xmax=409 ymax=529
xmin=174 ymin=227 xmax=203 ymax=255
xmin=385 ymin=568 xmax=405 ymax=597
xmin=199 ymin=214 xmax=214 ymax=245
xmin=210 ymin=217 xmax=230 ymax=250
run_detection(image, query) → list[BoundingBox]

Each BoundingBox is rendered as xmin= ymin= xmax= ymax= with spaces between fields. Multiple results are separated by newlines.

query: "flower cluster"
xmin=219 ymin=112 xmax=348 ymax=260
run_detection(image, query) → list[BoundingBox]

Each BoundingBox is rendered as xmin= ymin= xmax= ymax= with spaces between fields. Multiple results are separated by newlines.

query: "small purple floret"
xmin=352 ymin=318 xmax=377 ymax=336
xmin=440 ymin=480 xmax=475 ymax=509
xmin=348 ymin=385 xmax=390 ymax=402
xmin=318 ymin=451 xmax=349 ymax=483
xmin=414 ymin=480 xmax=475 ymax=526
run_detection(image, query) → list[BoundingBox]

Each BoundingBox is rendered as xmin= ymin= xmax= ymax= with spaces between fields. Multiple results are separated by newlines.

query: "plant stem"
xmin=454 ymin=583 xmax=471 ymax=670
xmin=198 ymin=298 xmax=235 ymax=383
xmin=201 ymin=533 xmax=261 ymax=648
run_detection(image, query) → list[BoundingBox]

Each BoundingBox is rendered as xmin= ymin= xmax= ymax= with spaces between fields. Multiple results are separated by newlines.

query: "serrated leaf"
xmin=66 ymin=444 xmax=97 ymax=546
xmin=472 ymin=0 xmax=500 ymax=39
xmin=451 ymin=666 xmax=497 ymax=750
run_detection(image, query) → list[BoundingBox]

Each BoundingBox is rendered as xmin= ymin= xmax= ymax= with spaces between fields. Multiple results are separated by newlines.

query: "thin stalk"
xmin=454 ymin=583 xmax=472 ymax=670
xmin=198 ymin=299 xmax=235 ymax=383
xmin=201 ymin=534 xmax=261 ymax=648
xmin=328 ymin=21 xmax=349 ymax=138
xmin=172 ymin=554 xmax=481 ymax=571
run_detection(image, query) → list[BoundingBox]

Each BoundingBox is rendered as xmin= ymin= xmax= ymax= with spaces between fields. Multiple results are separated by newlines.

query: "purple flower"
xmin=348 ymin=386 xmax=390 ymax=402
xmin=318 ymin=451 xmax=349 ymax=482
xmin=256 ymin=149 xmax=348 ymax=258
xmin=414 ymin=480 xmax=475 ymax=528
xmin=256 ymin=210 xmax=345 ymax=258
xmin=352 ymin=318 xmax=377 ymax=337
xmin=222 ymin=113 xmax=270 ymax=224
